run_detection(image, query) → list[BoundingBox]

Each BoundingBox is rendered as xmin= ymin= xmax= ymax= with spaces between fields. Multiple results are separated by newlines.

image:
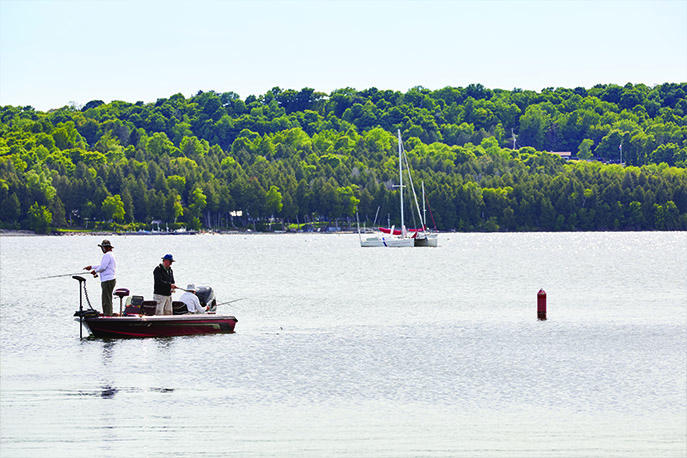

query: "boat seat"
xmin=142 ymin=300 xmax=157 ymax=316
xmin=172 ymin=301 xmax=189 ymax=315
xmin=113 ymin=288 xmax=130 ymax=298
xmin=124 ymin=295 xmax=144 ymax=315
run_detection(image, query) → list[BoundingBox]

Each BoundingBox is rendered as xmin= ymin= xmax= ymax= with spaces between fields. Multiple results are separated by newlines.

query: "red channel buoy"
xmin=537 ymin=288 xmax=547 ymax=321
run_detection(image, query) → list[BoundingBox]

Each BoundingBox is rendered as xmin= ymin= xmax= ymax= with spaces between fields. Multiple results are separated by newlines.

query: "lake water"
xmin=1 ymin=232 xmax=685 ymax=457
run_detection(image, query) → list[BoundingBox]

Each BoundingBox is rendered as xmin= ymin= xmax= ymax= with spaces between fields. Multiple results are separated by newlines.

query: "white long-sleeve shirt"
xmin=92 ymin=251 xmax=116 ymax=282
xmin=179 ymin=291 xmax=205 ymax=314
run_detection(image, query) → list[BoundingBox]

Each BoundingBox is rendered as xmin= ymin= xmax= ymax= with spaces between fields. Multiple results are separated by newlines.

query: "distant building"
xmin=547 ymin=151 xmax=572 ymax=160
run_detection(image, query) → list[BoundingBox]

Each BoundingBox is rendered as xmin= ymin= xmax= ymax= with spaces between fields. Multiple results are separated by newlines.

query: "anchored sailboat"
xmin=414 ymin=181 xmax=439 ymax=247
xmin=359 ymin=130 xmax=438 ymax=247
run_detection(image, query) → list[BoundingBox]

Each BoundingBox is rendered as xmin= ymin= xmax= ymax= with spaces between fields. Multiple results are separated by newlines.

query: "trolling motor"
xmin=72 ymin=275 xmax=99 ymax=339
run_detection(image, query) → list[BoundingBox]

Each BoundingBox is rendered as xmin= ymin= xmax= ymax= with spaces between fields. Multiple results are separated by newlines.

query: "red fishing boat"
xmin=77 ymin=313 xmax=238 ymax=338
xmin=72 ymin=276 xmax=237 ymax=338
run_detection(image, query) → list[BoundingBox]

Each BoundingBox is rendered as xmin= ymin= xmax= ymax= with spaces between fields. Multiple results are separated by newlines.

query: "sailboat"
xmin=359 ymin=130 xmax=438 ymax=247
xmin=414 ymin=181 xmax=439 ymax=247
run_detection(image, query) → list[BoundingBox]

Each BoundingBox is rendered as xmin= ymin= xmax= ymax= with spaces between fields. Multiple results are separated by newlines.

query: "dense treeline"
xmin=1 ymin=83 xmax=686 ymax=233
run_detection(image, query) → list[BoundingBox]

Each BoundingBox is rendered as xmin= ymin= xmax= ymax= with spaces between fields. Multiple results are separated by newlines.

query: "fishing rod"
xmin=37 ymin=271 xmax=98 ymax=280
xmin=173 ymin=287 xmax=197 ymax=293
xmin=215 ymin=298 xmax=245 ymax=307
xmin=173 ymin=287 xmax=240 ymax=296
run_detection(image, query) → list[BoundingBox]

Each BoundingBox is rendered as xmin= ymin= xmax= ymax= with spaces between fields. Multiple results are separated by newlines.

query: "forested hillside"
xmin=1 ymin=83 xmax=686 ymax=233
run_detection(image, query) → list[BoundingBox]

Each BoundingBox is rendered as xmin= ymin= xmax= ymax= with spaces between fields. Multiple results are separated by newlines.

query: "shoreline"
xmin=0 ymin=228 xmax=362 ymax=237
xmin=1 ymin=228 xmax=683 ymax=237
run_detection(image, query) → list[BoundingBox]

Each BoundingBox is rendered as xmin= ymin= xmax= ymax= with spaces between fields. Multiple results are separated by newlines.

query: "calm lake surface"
xmin=1 ymin=232 xmax=686 ymax=457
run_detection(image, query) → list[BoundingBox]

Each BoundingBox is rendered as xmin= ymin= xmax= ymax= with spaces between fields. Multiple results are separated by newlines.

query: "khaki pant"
xmin=154 ymin=294 xmax=172 ymax=315
xmin=101 ymin=279 xmax=116 ymax=316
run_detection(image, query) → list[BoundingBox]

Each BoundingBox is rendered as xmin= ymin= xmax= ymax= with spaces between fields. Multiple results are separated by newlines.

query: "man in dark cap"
xmin=153 ymin=254 xmax=177 ymax=315
xmin=84 ymin=240 xmax=117 ymax=316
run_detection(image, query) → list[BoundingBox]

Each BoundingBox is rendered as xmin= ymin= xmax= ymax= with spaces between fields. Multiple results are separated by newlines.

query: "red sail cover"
xmin=379 ymin=227 xmax=423 ymax=235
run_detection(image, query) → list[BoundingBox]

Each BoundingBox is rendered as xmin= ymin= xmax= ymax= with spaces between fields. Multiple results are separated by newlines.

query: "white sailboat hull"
xmin=414 ymin=232 xmax=438 ymax=247
xmin=360 ymin=235 xmax=415 ymax=247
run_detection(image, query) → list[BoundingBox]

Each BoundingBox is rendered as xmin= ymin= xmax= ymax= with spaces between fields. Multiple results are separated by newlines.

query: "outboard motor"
xmin=195 ymin=286 xmax=217 ymax=312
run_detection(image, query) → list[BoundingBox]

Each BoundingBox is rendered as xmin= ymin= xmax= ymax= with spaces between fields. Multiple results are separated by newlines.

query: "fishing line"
xmin=215 ymin=298 xmax=245 ymax=307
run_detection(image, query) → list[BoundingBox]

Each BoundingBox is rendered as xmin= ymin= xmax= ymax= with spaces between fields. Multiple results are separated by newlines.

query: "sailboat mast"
xmin=397 ymin=129 xmax=405 ymax=235
xmin=422 ymin=181 xmax=426 ymax=230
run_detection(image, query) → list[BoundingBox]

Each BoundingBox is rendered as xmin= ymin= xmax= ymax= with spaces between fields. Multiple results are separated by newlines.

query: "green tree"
xmin=50 ymin=196 xmax=67 ymax=227
xmin=28 ymin=202 xmax=52 ymax=234
xmin=165 ymin=192 xmax=184 ymax=222
xmin=121 ymin=188 xmax=135 ymax=222
xmin=265 ymin=185 xmax=283 ymax=215
xmin=627 ymin=201 xmax=644 ymax=229
xmin=188 ymin=186 xmax=207 ymax=221
xmin=166 ymin=175 xmax=186 ymax=194
xmin=102 ymin=195 xmax=126 ymax=222
xmin=147 ymin=132 xmax=176 ymax=155
xmin=337 ymin=185 xmax=360 ymax=217
xmin=577 ymin=139 xmax=594 ymax=160
xmin=518 ymin=105 xmax=547 ymax=150
xmin=1 ymin=192 xmax=21 ymax=224
xmin=650 ymin=143 xmax=680 ymax=166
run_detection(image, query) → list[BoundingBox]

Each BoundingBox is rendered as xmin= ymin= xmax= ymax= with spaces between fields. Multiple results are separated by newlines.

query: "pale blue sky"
xmin=1 ymin=0 xmax=685 ymax=111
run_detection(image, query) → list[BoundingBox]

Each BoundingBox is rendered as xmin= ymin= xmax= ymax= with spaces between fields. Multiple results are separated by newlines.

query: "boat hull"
xmin=79 ymin=314 xmax=238 ymax=338
xmin=414 ymin=233 xmax=438 ymax=247
xmin=360 ymin=235 xmax=415 ymax=247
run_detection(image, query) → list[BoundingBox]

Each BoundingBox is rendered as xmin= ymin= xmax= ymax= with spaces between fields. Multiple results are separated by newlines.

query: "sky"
xmin=1 ymin=0 xmax=686 ymax=111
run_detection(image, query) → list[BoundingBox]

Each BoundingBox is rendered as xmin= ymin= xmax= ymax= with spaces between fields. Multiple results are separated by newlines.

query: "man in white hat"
xmin=83 ymin=240 xmax=117 ymax=316
xmin=179 ymin=284 xmax=206 ymax=314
